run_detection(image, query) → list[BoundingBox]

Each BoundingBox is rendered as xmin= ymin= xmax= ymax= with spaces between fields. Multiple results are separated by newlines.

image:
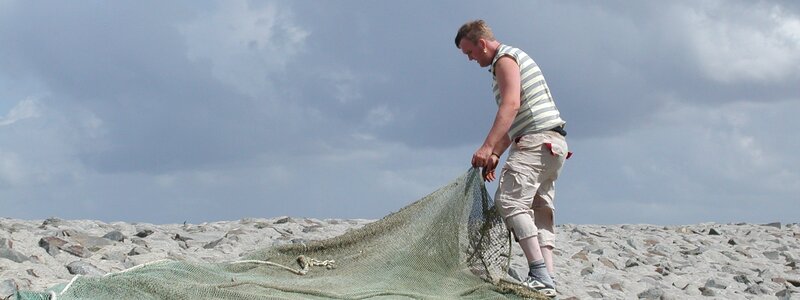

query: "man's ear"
xmin=478 ymin=38 xmax=487 ymax=49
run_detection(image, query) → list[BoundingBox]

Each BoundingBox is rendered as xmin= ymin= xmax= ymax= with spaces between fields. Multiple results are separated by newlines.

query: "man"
xmin=455 ymin=20 xmax=569 ymax=297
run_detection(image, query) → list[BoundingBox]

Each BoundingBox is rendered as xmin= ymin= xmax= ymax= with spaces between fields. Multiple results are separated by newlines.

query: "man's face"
xmin=459 ymin=39 xmax=490 ymax=68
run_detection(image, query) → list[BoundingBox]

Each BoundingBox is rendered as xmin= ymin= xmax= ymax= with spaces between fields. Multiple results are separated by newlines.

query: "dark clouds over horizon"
xmin=1 ymin=1 xmax=798 ymax=225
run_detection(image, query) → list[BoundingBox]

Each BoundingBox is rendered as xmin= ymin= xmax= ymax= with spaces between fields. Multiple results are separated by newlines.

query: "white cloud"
xmin=678 ymin=2 xmax=800 ymax=83
xmin=179 ymin=0 xmax=309 ymax=97
xmin=365 ymin=105 xmax=394 ymax=127
xmin=325 ymin=70 xmax=363 ymax=104
xmin=637 ymin=98 xmax=797 ymax=196
xmin=0 ymin=97 xmax=40 ymax=126
xmin=560 ymin=97 xmax=800 ymax=224
xmin=0 ymin=97 xmax=100 ymax=188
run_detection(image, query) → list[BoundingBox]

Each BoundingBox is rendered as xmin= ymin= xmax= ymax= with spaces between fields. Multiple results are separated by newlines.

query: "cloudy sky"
xmin=1 ymin=1 xmax=798 ymax=225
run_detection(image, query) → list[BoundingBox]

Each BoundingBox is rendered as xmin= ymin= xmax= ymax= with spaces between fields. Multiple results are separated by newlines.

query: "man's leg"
xmin=509 ymin=213 xmax=544 ymax=263
xmin=505 ymin=213 xmax=555 ymax=289
xmin=494 ymin=133 xmax=556 ymax=293
xmin=533 ymin=180 xmax=557 ymax=279
xmin=541 ymin=245 xmax=554 ymax=275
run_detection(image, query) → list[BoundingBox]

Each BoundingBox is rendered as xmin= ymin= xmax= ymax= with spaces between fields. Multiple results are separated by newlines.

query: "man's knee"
xmin=506 ymin=213 xmax=538 ymax=241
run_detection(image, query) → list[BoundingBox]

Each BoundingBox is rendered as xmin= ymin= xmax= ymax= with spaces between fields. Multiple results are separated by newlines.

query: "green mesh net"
xmin=17 ymin=169 xmax=548 ymax=299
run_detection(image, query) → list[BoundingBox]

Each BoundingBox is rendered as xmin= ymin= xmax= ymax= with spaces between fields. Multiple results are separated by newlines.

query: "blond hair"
xmin=454 ymin=20 xmax=495 ymax=48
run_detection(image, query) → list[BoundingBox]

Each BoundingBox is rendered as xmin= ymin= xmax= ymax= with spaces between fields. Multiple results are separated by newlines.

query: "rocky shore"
xmin=1 ymin=217 xmax=798 ymax=299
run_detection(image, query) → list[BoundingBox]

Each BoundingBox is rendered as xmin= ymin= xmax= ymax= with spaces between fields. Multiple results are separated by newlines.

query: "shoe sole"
xmin=539 ymin=288 xmax=557 ymax=298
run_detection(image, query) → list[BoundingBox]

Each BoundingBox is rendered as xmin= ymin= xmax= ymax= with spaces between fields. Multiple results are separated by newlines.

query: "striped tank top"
xmin=490 ymin=44 xmax=565 ymax=140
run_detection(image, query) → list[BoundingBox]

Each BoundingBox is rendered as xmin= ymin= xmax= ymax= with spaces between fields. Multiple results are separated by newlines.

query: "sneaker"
xmin=522 ymin=275 xmax=557 ymax=297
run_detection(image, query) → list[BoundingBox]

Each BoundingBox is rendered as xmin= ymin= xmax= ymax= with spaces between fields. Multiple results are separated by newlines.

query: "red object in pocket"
xmin=544 ymin=142 xmax=573 ymax=159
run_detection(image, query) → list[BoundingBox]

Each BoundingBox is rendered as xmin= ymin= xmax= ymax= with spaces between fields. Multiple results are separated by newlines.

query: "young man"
xmin=455 ymin=20 xmax=569 ymax=297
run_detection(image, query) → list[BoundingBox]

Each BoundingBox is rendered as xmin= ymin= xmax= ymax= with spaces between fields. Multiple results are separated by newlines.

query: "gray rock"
xmin=764 ymin=251 xmax=782 ymax=260
xmin=61 ymin=229 xmax=112 ymax=251
xmin=66 ymin=261 xmax=104 ymax=276
xmin=610 ymin=282 xmax=623 ymax=292
xmin=274 ymin=217 xmax=292 ymax=224
xmin=63 ymin=244 xmax=92 ymax=258
xmin=254 ymin=222 xmax=271 ymax=229
xmin=649 ymin=245 xmax=671 ymax=256
xmin=101 ymin=251 xmax=128 ymax=261
xmin=587 ymin=290 xmax=603 ymax=298
xmin=177 ymin=241 xmax=189 ymax=250
xmin=128 ymin=246 xmax=150 ymax=256
xmin=172 ymin=234 xmax=192 ymax=242
xmin=776 ymin=288 xmax=795 ymax=299
xmin=302 ymin=225 xmax=323 ymax=233
xmin=203 ymin=238 xmax=224 ymax=249
xmin=571 ymin=250 xmax=589 ymax=261
xmin=625 ymin=258 xmax=640 ymax=268
xmin=506 ymin=264 xmax=527 ymax=282
xmin=580 ymin=266 xmax=594 ymax=276
xmin=700 ymin=287 xmax=716 ymax=296
xmin=0 ymin=238 xmax=11 ymax=249
xmin=598 ymin=257 xmax=618 ymax=269
xmin=131 ymin=238 xmax=148 ymax=247
xmin=41 ymin=217 xmax=64 ymax=227
xmin=763 ymin=222 xmax=782 ymax=229
xmin=225 ymin=228 xmax=246 ymax=237
xmin=745 ymin=284 xmax=770 ymax=295
xmin=26 ymin=269 xmax=39 ymax=278
xmin=704 ymin=278 xmax=728 ymax=289
xmin=0 ymin=247 xmax=29 ymax=263
xmin=684 ymin=284 xmax=702 ymax=296
xmin=734 ymin=274 xmax=752 ymax=285
xmin=135 ymin=229 xmax=154 ymax=238
xmin=788 ymin=278 xmax=800 ymax=288
xmin=38 ymin=236 xmax=68 ymax=256
xmin=1 ymin=238 xmax=29 ymax=263
xmin=627 ymin=238 xmax=644 ymax=250
xmin=680 ymin=246 xmax=706 ymax=256
xmin=102 ymin=230 xmax=126 ymax=242
xmin=0 ymin=279 xmax=17 ymax=300
xmin=708 ymin=228 xmax=721 ymax=235
xmin=720 ymin=250 xmax=740 ymax=261
xmin=637 ymin=287 xmax=664 ymax=299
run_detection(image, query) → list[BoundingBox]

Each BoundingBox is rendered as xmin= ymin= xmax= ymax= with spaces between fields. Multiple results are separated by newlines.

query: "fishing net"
xmin=17 ymin=169 xmax=547 ymax=299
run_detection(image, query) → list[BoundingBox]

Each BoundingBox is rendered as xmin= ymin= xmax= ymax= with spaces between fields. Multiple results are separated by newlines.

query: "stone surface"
xmin=0 ymin=245 xmax=29 ymax=264
xmin=0 ymin=279 xmax=17 ymax=299
xmin=135 ymin=229 xmax=154 ymax=238
xmin=66 ymin=261 xmax=104 ymax=276
xmin=102 ymin=231 xmax=126 ymax=242
xmin=637 ymin=287 xmax=664 ymax=299
xmin=1 ymin=219 xmax=798 ymax=299
xmin=38 ymin=236 xmax=67 ymax=256
xmin=62 ymin=245 xmax=91 ymax=258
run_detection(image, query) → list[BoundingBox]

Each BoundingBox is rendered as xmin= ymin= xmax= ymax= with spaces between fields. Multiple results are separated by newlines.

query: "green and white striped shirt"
xmin=490 ymin=44 xmax=565 ymax=140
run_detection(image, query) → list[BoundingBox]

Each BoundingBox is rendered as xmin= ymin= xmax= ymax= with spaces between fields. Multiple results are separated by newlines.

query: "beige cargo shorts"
xmin=494 ymin=130 xmax=568 ymax=248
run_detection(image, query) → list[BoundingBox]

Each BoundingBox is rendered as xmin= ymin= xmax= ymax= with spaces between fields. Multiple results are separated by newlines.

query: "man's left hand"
xmin=482 ymin=154 xmax=499 ymax=182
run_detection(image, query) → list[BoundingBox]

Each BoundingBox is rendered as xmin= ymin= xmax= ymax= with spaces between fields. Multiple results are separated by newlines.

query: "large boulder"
xmin=39 ymin=236 xmax=68 ymax=256
xmin=0 ymin=238 xmax=29 ymax=263
xmin=66 ymin=261 xmax=105 ymax=276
